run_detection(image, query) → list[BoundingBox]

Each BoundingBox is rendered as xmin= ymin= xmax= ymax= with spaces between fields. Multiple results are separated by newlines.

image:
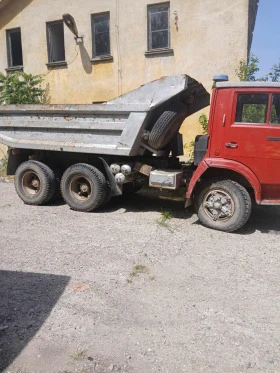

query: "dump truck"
xmin=1 ymin=74 xmax=280 ymax=232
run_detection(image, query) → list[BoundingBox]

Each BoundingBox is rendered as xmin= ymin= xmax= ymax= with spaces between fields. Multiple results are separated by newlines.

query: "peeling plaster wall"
xmin=0 ymin=0 xmax=257 ymax=158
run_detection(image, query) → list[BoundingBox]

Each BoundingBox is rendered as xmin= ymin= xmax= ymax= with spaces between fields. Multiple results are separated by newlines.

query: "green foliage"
xmin=236 ymin=54 xmax=280 ymax=83
xmin=236 ymin=54 xmax=259 ymax=82
xmin=241 ymin=104 xmax=266 ymax=123
xmin=0 ymin=155 xmax=7 ymax=177
xmin=184 ymin=139 xmax=195 ymax=161
xmin=184 ymin=113 xmax=208 ymax=161
xmin=0 ymin=71 xmax=49 ymax=104
xmin=198 ymin=113 xmax=208 ymax=134
xmin=156 ymin=208 xmax=173 ymax=231
xmin=235 ymin=55 xmax=280 ymax=124
xmin=261 ymin=60 xmax=280 ymax=82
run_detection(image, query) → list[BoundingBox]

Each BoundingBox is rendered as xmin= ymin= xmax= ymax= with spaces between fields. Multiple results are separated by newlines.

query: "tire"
xmin=195 ymin=179 xmax=252 ymax=232
xmin=60 ymin=163 xmax=107 ymax=212
xmin=14 ymin=160 xmax=57 ymax=205
xmin=148 ymin=103 xmax=188 ymax=150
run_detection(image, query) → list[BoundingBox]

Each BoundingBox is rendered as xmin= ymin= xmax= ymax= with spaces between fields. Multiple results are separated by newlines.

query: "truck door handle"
xmin=267 ymin=137 xmax=280 ymax=141
xmin=225 ymin=142 xmax=238 ymax=148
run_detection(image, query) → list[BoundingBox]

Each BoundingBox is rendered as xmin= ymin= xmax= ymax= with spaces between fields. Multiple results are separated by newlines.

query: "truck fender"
xmin=98 ymin=157 xmax=122 ymax=197
xmin=186 ymin=158 xmax=262 ymax=203
xmin=7 ymin=148 xmax=31 ymax=175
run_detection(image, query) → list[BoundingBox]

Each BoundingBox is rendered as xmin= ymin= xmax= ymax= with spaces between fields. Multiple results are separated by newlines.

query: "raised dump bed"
xmin=0 ymin=74 xmax=209 ymax=156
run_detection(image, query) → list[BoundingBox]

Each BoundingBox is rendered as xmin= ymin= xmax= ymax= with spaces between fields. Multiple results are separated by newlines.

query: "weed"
xmin=149 ymin=276 xmax=155 ymax=281
xmin=156 ymin=209 xmax=173 ymax=231
xmin=127 ymin=264 xmax=149 ymax=283
xmin=184 ymin=140 xmax=195 ymax=161
xmin=183 ymin=113 xmax=208 ymax=162
xmin=71 ymin=348 xmax=86 ymax=361
xmin=134 ymin=264 xmax=149 ymax=273
xmin=160 ymin=209 xmax=173 ymax=220
xmin=0 ymin=156 xmax=7 ymax=177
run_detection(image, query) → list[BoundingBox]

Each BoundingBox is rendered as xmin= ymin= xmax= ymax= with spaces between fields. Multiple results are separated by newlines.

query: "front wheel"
xmin=195 ymin=179 xmax=252 ymax=232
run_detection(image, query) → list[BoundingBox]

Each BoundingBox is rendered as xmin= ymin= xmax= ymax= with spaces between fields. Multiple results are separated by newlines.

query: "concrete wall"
xmin=0 ymin=0 xmax=258 ymax=159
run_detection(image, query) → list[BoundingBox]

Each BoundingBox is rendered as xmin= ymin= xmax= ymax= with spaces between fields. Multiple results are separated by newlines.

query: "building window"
xmin=46 ymin=20 xmax=66 ymax=64
xmin=91 ymin=12 xmax=110 ymax=58
xmin=6 ymin=27 xmax=23 ymax=68
xmin=147 ymin=3 xmax=170 ymax=51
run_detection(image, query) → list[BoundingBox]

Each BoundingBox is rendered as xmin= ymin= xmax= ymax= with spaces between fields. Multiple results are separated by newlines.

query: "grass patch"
xmin=71 ymin=348 xmax=86 ymax=361
xmin=127 ymin=264 xmax=149 ymax=284
xmin=156 ymin=208 xmax=173 ymax=231
xmin=0 ymin=156 xmax=7 ymax=177
xmin=134 ymin=264 xmax=149 ymax=273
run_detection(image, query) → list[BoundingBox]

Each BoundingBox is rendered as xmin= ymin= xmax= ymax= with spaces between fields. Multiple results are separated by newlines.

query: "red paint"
xmin=187 ymin=85 xmax=280 ymax=204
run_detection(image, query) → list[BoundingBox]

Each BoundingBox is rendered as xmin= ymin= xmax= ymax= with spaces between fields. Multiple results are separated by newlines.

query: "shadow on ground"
xmin=0 ymin=270 xmax=70 ymax=372
xmin=103 ymin=190 xmax=280 ymax=234
xmin=239 ymin=204 xmax=280 ymax=235
xmin=47 ymin=187 xmax=280 ymax=234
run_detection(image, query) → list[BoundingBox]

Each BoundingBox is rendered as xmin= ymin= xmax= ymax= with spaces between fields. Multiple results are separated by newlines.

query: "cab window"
xmin=235 ymin=94 xmax=269 ymax=124
xmin=270 ymin=94 xmax=280 ymax=125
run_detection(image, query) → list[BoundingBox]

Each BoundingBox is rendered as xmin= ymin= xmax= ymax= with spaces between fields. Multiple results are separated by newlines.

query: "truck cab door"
xmin=224 ymin=90 xmax=280 ymax=200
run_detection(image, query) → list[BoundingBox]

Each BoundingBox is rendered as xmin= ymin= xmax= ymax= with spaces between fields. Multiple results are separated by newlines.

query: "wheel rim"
xmin=22 ymin=171 xmax=41 ymax=196
xmin=202 ymin=188 xmax=235 ymax=222
xmin=69 ymin=175 xmax=92 ymax=202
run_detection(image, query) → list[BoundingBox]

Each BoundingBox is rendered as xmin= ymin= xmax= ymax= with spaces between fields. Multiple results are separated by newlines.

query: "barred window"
xmin=91 ymin=13 xmax=110 ymax=57
xmin=147 ymin=3 xmax=170 ymax=50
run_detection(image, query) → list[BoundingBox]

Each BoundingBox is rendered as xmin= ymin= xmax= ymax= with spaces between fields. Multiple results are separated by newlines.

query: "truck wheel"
xmin=14 ymin=160 xmax=57 ymax=205
xmin=61 ymin=163 xmax=107 ymax=212
xmin=195 ymin=180 xmax=252 ymax=232
xmin=148 ymin=103 xmax=188 ymax=150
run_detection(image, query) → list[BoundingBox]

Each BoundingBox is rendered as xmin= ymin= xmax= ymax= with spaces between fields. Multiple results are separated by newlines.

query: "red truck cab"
xmin=187 ymin=79 xmax=280 ymax=232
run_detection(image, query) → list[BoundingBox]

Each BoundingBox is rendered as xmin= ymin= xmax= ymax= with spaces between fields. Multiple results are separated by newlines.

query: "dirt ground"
xmin=0 ymin=179 xmax=280 ymax=373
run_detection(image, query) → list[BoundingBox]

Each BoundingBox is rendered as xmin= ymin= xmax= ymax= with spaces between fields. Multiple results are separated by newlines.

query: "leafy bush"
xmin=0 ymin=155 xmax=7 ymax=177
xmin=198 ymin=113 xmax=208 ymax=134
xmin=184 ymin=113 xmax=208 ymax=161
xmin=0 ymin=71 xmax=49 ymax=104
xmin=235 ymin=54 xmax=260 ymax=82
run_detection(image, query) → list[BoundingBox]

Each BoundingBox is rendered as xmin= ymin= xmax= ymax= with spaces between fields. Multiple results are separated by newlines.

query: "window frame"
xmin=234 ymin=92 xmax=270 ymax=125
xmin=147 ymin=2 xmax=171 ymax=53
xmin=6 ymin=27 xmax=23 ymax=71
xmin=91 ymin=11 xmax=112 ymax=62
xmin=269 ymin=94 xmax=280 ymax=126
xmin=46 ymin=20 xmax=67 ymax=68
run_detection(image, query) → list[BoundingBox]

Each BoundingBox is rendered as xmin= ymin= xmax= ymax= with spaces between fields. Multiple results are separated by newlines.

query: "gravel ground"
xmin=0 ymin=180 xmax=280 ymax=373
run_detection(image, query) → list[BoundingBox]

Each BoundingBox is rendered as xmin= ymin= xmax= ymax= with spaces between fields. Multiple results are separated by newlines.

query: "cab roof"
xmin=216 ymin=81 xmax=280 ymax=88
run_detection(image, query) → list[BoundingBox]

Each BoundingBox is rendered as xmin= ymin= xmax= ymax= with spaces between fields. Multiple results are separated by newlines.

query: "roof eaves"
xmin=0 ymin=0 xmax=11 ymax=11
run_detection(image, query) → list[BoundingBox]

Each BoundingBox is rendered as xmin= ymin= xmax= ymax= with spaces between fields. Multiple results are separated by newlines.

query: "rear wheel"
xmin=61 ymin=163 xmax=108 ymax=212
xmin=14 ymin=160 xmax=57 ymax=205
xmin=195 ymin=179 xmax=252 ymax=232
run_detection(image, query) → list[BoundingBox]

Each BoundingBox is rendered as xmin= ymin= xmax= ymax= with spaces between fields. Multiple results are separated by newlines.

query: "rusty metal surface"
xmin=134 ymin=163 xmax=153 ymax=176
xmin=0 ymin=75 xmax=210 ymax=156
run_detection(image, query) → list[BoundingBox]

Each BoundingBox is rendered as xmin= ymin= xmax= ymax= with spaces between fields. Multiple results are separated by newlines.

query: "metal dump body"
xmin=0 ymin=75 xmax=209 ymax=156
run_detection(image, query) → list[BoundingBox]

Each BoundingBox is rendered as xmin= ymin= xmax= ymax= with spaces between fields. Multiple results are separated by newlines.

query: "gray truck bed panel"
xmin=0 ymin=75 xmax=209 ymax=156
